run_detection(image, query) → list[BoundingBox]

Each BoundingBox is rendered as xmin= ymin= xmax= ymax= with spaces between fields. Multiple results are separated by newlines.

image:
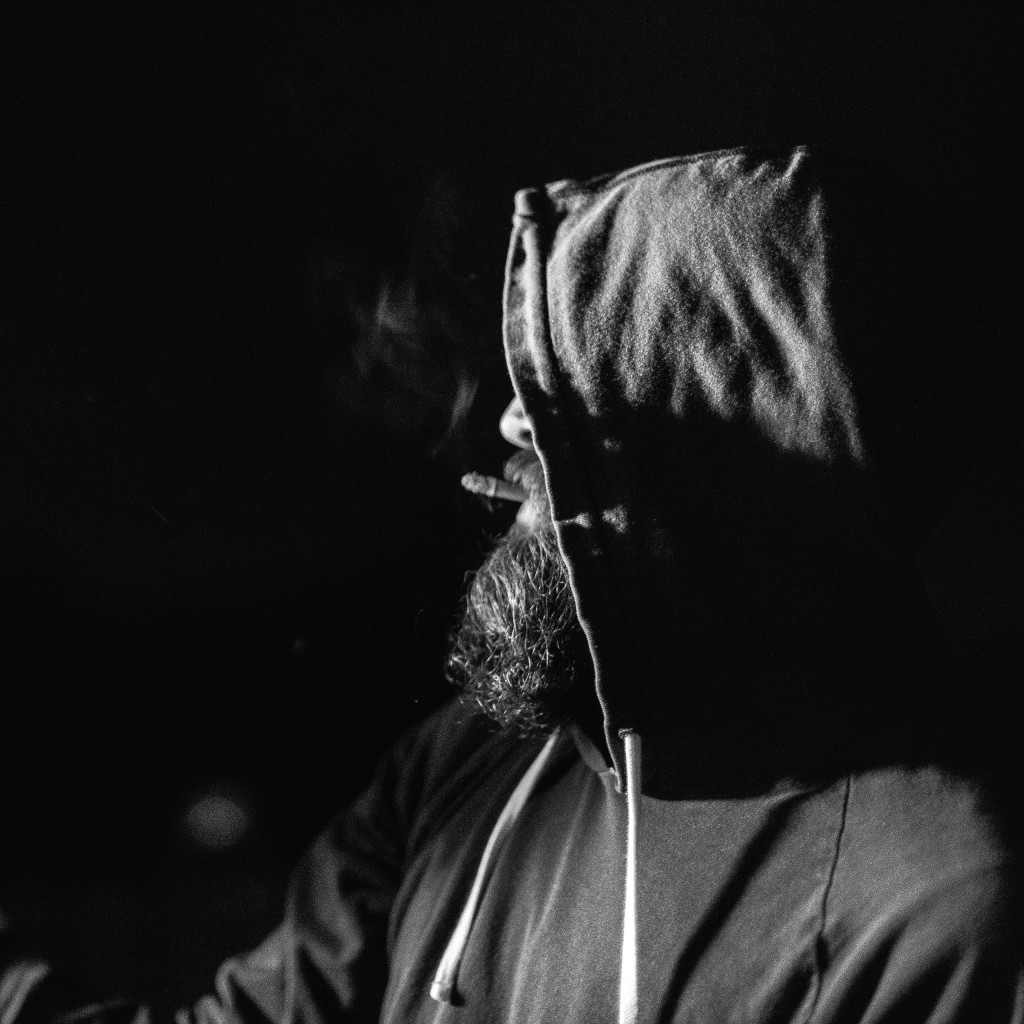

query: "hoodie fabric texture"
xmin=3 ymin=147 xmax=1022 ymax=1023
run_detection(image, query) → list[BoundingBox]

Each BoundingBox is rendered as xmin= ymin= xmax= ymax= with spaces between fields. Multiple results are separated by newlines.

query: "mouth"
xmin=503 ymin=450 xmax=546 ymax=497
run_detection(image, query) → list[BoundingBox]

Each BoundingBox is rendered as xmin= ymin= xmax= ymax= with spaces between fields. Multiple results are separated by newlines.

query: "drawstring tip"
xmin=429 ymin=980 xmax=455 ymax=1004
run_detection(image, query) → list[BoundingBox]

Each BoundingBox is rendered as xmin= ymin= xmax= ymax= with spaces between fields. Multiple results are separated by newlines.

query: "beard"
xmin=446 ymin=520 xmax=595 ymax=736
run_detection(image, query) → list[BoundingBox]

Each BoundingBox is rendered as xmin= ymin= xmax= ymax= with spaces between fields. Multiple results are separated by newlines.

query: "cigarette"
xmin=461 ymin=472 xmax=528 ymax=503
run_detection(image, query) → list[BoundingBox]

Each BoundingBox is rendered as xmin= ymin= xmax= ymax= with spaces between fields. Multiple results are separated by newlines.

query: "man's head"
xmin=453 ymin=149 xmax=964 ymax=791
xmin=447 ymin=399 xmax=594 ymax=736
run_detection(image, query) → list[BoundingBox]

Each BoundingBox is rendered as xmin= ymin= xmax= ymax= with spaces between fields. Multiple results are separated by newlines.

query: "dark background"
xmin=1 ymin=1 xmax=1019 ymax=1008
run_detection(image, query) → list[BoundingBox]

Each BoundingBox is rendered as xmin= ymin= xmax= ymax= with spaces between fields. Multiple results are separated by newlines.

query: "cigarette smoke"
xmin=314 ymin=173 xmax=503 ymax=461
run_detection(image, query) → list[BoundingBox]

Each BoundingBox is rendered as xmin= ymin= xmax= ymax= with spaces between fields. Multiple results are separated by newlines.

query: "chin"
xmin=447 ymin=519 xmax=593 ymax=737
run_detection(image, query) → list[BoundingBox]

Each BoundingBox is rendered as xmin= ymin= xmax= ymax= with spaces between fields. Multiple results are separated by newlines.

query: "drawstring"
xmin=428 ymin=727 xmax=643 ymax=1021
xmin=429 ymin=731 xmax=560 ymax=1005
xmin=618 ymin=729 xmax=642 ymax=1024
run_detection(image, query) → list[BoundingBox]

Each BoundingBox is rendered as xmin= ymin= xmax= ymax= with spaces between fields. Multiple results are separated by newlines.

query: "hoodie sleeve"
xmin=181 ymin=732 xmax=410 ymax=1024
xmin=2 ymin=701 xmax=489 ymax=1024
xmin=1 ymin=747 xmax=400 ymax=1024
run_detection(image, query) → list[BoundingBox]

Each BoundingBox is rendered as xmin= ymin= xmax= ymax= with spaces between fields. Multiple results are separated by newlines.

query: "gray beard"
xmin=446 ymin=521 xmax=594 ymax=736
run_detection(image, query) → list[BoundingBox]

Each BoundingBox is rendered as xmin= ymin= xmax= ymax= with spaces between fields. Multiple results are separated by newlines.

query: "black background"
xmin=1 ymin=1 xmax=1019 ymax=1007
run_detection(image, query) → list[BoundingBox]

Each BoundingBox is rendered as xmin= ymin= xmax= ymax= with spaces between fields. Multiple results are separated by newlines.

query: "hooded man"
xmin=3 ymin=147 xmax=1022 ymax=1023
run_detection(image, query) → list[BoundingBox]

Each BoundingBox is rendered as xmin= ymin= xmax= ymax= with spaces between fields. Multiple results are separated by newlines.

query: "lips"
xmin=504 ymin=449 xmax=545 ymax=498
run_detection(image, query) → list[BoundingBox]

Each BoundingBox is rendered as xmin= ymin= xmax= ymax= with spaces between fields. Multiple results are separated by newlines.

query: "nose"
xmin=499 ymin=397 xmax=535 ymax=450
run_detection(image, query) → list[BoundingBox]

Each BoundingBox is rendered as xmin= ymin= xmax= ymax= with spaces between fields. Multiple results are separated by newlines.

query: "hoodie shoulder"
xmin=810 ymin=766 xmax=1024 ymax=1022
xmin=840 ymin=766 xmax=1019 ymax=888
xmin=378 ymin=699 xmax=550 ymax=853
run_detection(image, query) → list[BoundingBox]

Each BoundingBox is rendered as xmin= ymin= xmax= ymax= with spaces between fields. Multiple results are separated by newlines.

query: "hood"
xmin=502 ymin=147 xmax=964 ymax=797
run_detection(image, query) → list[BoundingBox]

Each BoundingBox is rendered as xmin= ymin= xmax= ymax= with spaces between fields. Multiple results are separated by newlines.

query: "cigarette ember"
xmin=461 ymin=472 xmax=528 ymax=503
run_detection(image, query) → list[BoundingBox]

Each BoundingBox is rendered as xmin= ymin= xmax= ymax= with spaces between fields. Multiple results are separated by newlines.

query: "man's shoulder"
xmin=380 ymin=699 xmax=548 ymax=834
xmin=845 ymin=764 xmax=1018 ymax=867
xmin=830 ymin=763 xmax=1021 ymax=934
xmin=397 ymin=698 xmax=522 ymax=778
xmin=807 ymin=765 xmax=1024 ymax=1021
